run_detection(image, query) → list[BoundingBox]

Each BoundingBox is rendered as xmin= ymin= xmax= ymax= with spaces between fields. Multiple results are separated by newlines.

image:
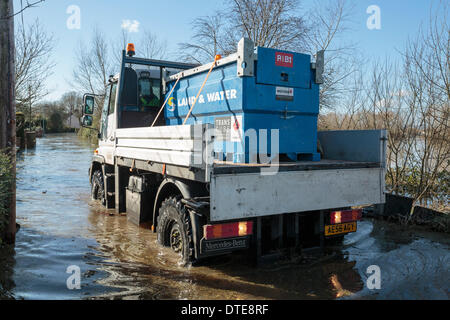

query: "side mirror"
xmin=81 ymin=115 xmax=93 ymax=127
xmin=83 ymin=94 xmax=95 ymax=115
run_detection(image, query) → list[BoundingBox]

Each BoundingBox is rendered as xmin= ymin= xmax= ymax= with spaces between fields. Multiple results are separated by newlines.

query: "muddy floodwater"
xmin=1 ymin=133 xmax=449 ymax=300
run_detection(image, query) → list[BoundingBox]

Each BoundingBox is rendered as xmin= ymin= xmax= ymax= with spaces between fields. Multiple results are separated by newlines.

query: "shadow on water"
xmin=1 ymin=133 xmax=449 ymax=300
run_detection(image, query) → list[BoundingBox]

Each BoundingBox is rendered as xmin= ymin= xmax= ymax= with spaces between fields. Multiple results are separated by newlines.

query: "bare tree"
xmin=401 ymin=1 xmax=449 ymax=209
xmin=178 ymin=0 xmax=357 ymax=111
xmin=14 ymin=19 xmax=55 ymax=121
xmin=178 ymin=14 xmax=229 ymax=64
xmin=112 ymin=29 xmax=130 ymax=66
xmin=60 ymin=91 xmax=82 ymax=127
xmin=71 ymin=28 xmax=112 ymax=144
xmin=77 ymin=26 xmax=169 ymax=94
xmin=364 ymin=60 xmax=418 ymax=198
xmin=75 ymin=27 xmax=167 ymax=143
xmin=303 ymin=0 xmax=359 ymax=110
xmin=2 ymin=0 xmax=44 ymax=19
xmin=319 ymin=2 xmax=449 ymax=211
xmin=140 ymin=30 xmax=168 ymax=60
xmin=113 ymin=28 xmax=168 ymax=65
xmin=229 ymin=0 xmax=308 ymax=50
xmin=178 ymin=0 xmax=309 ymax=63
xmin=73 ymin=28 xmax=113 ymax=96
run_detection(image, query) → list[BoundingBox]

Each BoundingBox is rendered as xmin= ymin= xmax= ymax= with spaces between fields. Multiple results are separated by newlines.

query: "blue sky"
xmin=12 ymin=0 xmax=444 ymax=101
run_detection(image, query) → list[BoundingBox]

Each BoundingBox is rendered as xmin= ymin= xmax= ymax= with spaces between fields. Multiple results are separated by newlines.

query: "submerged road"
xmin=0 ymin=133 xmax=448 ymax=300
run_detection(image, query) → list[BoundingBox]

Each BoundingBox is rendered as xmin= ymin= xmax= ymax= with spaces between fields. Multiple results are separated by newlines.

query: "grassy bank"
xmin=77 ymin=113 xmax=100 ymax=146
xmin=386 ymin=167 xmax=449 ymax=213
xmin=365 ymin=194 xmax=450 ymax=234
xmin=77 ymin=126 xmax=99 ymax=146
xmin=0 ymin=152 xmax=13 ymax=246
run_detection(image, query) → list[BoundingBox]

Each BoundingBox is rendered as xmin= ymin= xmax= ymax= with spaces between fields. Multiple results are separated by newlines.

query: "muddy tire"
xmin=91 ymin=170 xmax=106 ymax=206
xmin=157 ymin=197 xmax=195 ymax=266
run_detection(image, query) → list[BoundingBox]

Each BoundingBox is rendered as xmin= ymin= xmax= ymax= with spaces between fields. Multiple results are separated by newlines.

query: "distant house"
xmin=66 ymin=115 xmax=80 ymax=129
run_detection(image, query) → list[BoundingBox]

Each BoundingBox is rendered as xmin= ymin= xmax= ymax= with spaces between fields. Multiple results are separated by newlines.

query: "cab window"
xmin=138 ymin=77 xmax=160 ymax=110
xmin=100 ymin=83 xmax=117 ymax=139
xmin=109 ymin=82 xmax=117 ymax=114
xmin=100 ymin=86 xmax=110 ymax=139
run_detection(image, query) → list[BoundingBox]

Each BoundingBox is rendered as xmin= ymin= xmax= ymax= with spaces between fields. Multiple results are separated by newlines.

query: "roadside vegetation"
xmin=14 ymin=19 xmax=82 ymax=136
xmin=0 ymin=152 xmax=13 ymax=246
xmin=17 ymin=95 xmax=84 ymax=137
xmin=318 ymin=2 xmax=449 ymax=215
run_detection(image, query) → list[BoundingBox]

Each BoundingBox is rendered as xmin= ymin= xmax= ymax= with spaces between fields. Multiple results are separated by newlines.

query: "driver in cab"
xmin=139 ymin=78 xmax=160 ymax=111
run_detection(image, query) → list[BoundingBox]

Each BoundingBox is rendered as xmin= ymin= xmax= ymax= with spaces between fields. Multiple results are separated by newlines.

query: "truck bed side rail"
xmin=318 ymin=129 xmax=387 ymax=167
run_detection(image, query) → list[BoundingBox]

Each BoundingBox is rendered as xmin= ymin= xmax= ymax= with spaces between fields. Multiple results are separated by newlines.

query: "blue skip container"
xmin=165 ymin=38 xmax=322 ymax=163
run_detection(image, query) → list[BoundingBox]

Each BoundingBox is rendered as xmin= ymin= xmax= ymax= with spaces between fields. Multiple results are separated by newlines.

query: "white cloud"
xmin=121 ymin=20 xmax=140 ymax=33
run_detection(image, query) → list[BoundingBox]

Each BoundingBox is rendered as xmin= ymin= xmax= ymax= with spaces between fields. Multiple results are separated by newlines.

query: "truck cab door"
xmin=98 ymin=82 xmax=118 ymax=165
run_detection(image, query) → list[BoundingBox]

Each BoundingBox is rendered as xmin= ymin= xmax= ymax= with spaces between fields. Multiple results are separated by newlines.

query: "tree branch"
xmin=1 ymin=0 xmax=45 ymax=19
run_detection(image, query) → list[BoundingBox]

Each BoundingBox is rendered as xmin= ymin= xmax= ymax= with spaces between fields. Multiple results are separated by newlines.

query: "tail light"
xmin=204 ymin=221 xmax=253 ymax=240
xmin=330 ymin=209 xmax=362 ymax=225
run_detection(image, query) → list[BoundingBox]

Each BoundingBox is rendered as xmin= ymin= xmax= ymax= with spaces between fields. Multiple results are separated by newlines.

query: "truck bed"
xmin=114 ymin=125 xmax=387 ymax=222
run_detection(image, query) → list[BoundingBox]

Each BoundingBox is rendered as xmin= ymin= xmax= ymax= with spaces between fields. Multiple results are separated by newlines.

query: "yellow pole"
xmin=183 ymin=55 xmax=221 ymax=125
xmin=151 ymin=77 xmax=181 ymax=127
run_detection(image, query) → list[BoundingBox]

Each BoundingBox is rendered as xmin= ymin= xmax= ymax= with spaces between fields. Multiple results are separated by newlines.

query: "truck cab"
xmin=83 ymin=51 xmax=198 ymax=165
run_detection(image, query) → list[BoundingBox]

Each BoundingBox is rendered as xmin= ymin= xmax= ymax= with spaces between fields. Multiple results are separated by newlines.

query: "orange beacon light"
xmin=127 ymin=43 xmax=135 ymax=57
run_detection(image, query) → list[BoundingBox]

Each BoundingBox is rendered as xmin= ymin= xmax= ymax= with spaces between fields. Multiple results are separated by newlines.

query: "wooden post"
xmin=255 ymin=217 xmax=262 ymax=266
xmin=0 ymin=0 xmax=17 ymax=243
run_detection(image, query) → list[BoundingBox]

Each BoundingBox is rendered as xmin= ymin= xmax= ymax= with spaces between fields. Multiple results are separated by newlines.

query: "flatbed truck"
xmin=82 ymin=39 xmax=386 ymax=265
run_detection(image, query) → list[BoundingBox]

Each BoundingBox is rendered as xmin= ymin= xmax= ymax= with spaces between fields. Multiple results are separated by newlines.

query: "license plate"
xmin=325 ymin=222 xmax=357 ymax=236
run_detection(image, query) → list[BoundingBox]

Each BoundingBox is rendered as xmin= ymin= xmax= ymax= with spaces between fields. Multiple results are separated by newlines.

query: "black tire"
xmin=91 ymin=170 xmax=106 ymax=206
xmin=157 ymin=197 xmax=195 ymax=266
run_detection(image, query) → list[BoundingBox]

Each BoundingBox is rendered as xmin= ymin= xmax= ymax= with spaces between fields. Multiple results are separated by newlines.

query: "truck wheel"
xmin=91 ymin=170 xmax=106 ymax=206
xmin=157 ymin=197 xmax=195 ymax=265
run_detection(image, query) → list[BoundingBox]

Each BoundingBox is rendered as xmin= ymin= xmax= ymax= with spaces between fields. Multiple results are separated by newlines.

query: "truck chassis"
xmin=89 ymin=124 xmax=386 ymax=265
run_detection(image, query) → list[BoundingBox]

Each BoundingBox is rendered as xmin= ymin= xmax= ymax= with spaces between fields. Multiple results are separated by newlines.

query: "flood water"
xmin=1 ymin=133 xmax=449 ymax=300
